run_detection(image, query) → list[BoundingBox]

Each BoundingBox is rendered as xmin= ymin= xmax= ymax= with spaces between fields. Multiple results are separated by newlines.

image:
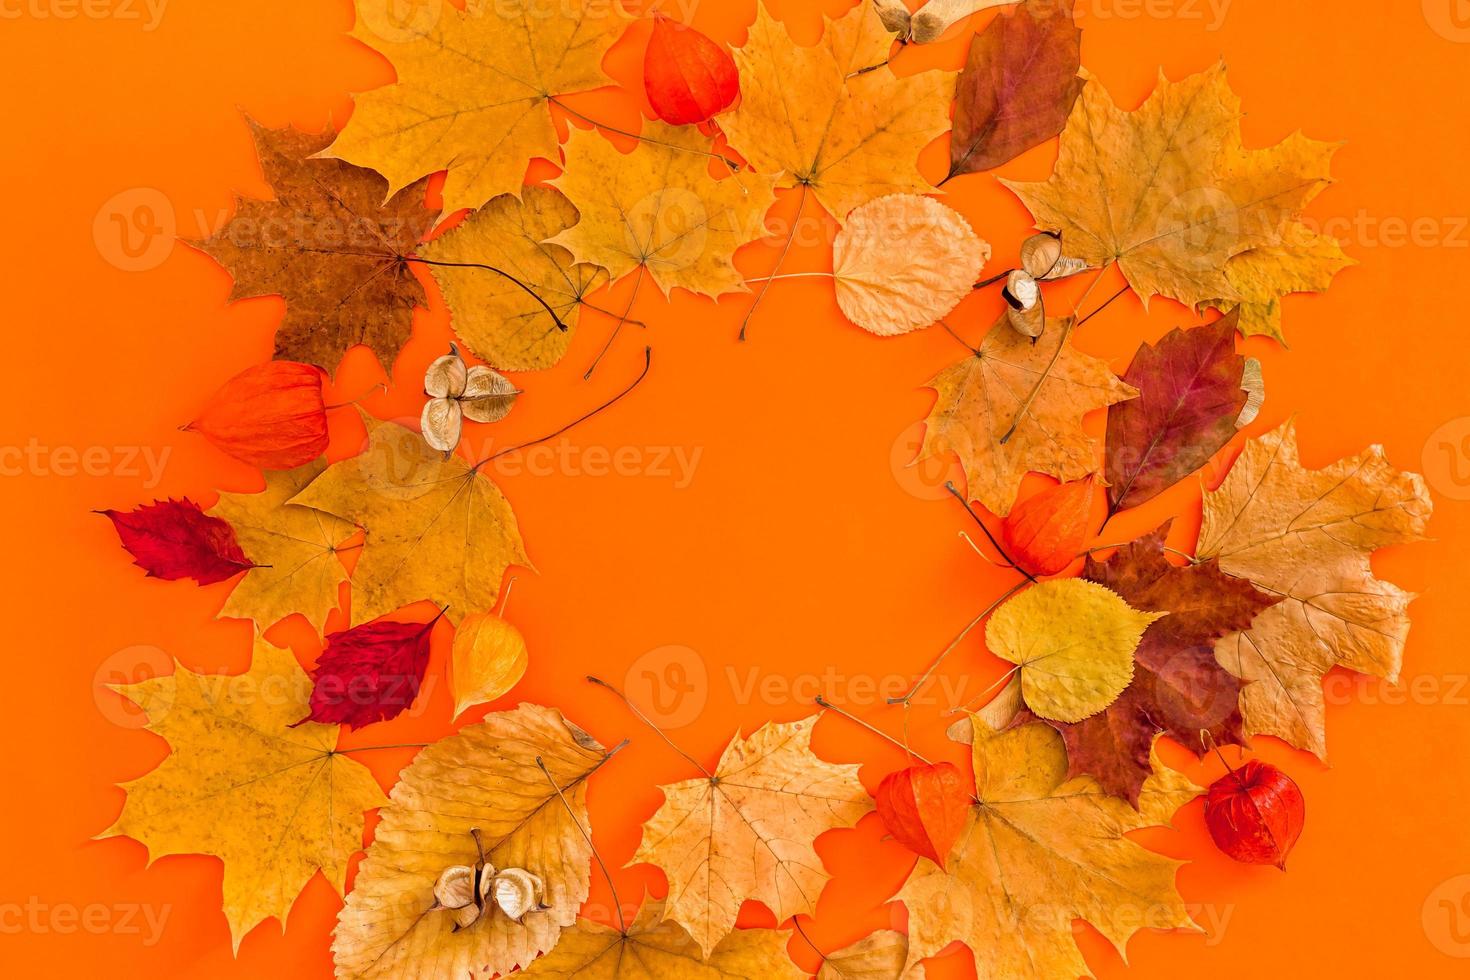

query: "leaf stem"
xmin=586 ymin=675 xmax=713 ymax=779
xmin=549 ymin=96 xmax=743 ymax=172
xmin=403 ymin=256 xmax=567 ymax=332
xmin=535 ymin=755 xmax=628 ymax=935
xmin=943 ymin=482 xmax=1036 ymax=583
xmin=333 ymin=742 xmax=430 ymax=754
xmin=584 ymin=265 xmax=645 ymax=380
xmin=889 ymin=579 xmax=1027 ymax=706
xmin=815 ymin=695 xmax=933 ymax=766
xmin=740 ymin=183 xmax=809 ymax=341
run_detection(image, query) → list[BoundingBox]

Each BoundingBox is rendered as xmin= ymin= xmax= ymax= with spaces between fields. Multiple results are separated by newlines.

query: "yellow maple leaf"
xmin=333 ymin=704 xmax=616 ymax=980
xmin=1201 ymin=221 xmax=1355 ymax=341
xmin=986 ymin=579 xmax=1165 ymax=723
xmin=548 ymin=122 xmax=777 ymax=297
xmin=328 ymin=0 xmax=627 ymax=213
xmin=98 ymin=638 xmax=387 ymax=952
xmin=1003 ymin=65 xmax=1340 ymax=319
xmin=421 ymin=186 xmax=609 ymax=371
xmin=897 ymin=719 xmax=1200 ymax=980
xmin=920 ymin=315 xmax=1136 ymax=517
xmin=208 ymin=460 xmax=355 ymax=633
xmin=632 ymin=716 xmax=872 ymax=958
xmin=720 ymin=2 xmax=954 ymax=223
xmin=1197 ymin=421 xmax=1431 ymax=757
xmin=289 ymin=415 xmax=527 ymax=626
xmin=519 ymin=900 xmax=804 ymax=978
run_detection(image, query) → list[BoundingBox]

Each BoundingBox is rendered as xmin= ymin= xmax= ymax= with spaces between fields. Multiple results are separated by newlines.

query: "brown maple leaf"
xmin=191 ymin=120 xmax=438 ymax=374
xmin=1027 ymin=523 xmax=1279 ymax=805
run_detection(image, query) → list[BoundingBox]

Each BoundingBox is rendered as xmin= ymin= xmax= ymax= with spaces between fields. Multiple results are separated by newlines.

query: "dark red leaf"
xmin=643 ymin=14 xmax=739 ymax=126
xmin=301 ymin=612 xmax=445 ymax=730
xmin=185 ymin=361 xmax=329 ymax=470
xmin=1106 ymin=311 xmax=1248 ymax=514
xmin=1205 ymin=759 xmax=1305 ymax=868
xmin=949 ymin=0 xmax=1084 ymax=178
xmin=1029 ymin=524 xmax=1279 ymax=805
xmin=100 ymin=498 xmax=254 ymax=586
xmin=875 ymin=762 xmax=971 ymax=867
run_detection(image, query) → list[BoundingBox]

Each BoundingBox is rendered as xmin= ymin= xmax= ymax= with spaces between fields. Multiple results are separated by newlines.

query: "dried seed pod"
xmin=872 ymin=0 xmax=912 ymax=37
xmin=425 ymin=345 xmax=469 ymax=399
xmin=1019 ymin=232 xmax=1088 ymax=281
xmin=1237 ymin=357 xmax=1264 ymax=427
xmin=460 ymin=366 xmax=519 ymax=424
xmin=910 ymin=0 xmax=1008 ymax=45
xmin=1003 ymin=269 xmax=1045 ymax=338
xmin=487 ymin=867 xmax=546 ymax=922
xmin=421 ymin=396 xmax=464 ymax=453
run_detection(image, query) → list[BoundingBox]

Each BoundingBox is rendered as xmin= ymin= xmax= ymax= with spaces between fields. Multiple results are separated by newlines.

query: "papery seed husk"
xmin=421 ymin=397 xmax=464 ymax=452
xmin=460 ymin=366 xmax=519 ymax=424
xmin=425 ymin=346 xmax=468 ymax=399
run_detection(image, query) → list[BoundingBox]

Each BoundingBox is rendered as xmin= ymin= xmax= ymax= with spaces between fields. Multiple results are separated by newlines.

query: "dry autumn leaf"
xmin=1003 ymin=64 xmax=1341 ymax=324
xmin=720 ymin=2 xmax=954 ymax=223
xmin=191 ymin=120 xmax=437 ymax=375
xmin=208 ymin=460 xmax=356 ymax=633
xmin=831 ymin=194 xmax=990 ymax=336
xmin=818 ymin=929 xmax=908 ymax=980
xmin=333 ymin=704 xmax=614 ymax=979
xmin=1197 ymin=421 xmax=1431 ymax=757
xmin=327 ymin=0 xmax=627 ymax=213
xmin=549 ymin=122 xmax=778 ymax=297
xmin=920 ymin=313 xmax=1136 ymax=516
xmin=1201 ymin=223 xmax=1355 ymax=340
xmin=289 ymin=415 xmax=527 ymax=626
xmin=99 ymin=638 xmax=387 ymax=952
xmin=420 ymin=186 xmax=608 ymax=372
xmin=896 ymin=719 xmax=1200 ymax=980
xmin=519 ymin=900 xmax=804 ymax=979
xmin=632 ymin=715 xmax=872 ymax=958
xmin=987 ymin=578 xmax=1165 ymax=722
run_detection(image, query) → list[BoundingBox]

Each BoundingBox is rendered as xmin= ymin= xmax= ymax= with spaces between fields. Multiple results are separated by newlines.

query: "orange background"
xmin=3 ymin=0 xmax=1469 ymax=976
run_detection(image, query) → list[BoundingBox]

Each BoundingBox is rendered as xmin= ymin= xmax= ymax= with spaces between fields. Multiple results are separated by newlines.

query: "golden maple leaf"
xmin=919 ymin=315 xmax=1136 ymax=517
xmin=632 ymin=716 xmax=872 ymax=958
xmin=327 ymin=0 xmax=627 ymax=213
xmin=191 ymin=121 xmax=439 ymax=375
xmin=818 ymin=929 xmax=907 ymax=979
xmin=208 ymin=460 xmax=355 ymax=633
xmin=289 ymin=415 xmax=527 ymax=625
xmin=1201 ymin=220 xmax=1355 ymax=341
xmin=332 ymin=704 xmax=615 ymax=980
xmin=720 ymin=2 xmax=954 ymax=223
xmin=518 ymin=900 xmax=804 ymax=978
xmin=548 ymin=122 xmax=777 ymax=297
xmin=896 ymin=719 xmax=1200 ymax=980
xmin=1197 ymin=421 xmax=1431 ymax=757
xmin=421 ymin=186 xmax=608 ymax=372
xmin=99 ymin=638 xmax=387 ymax=952
xmin=1003 ymin=65 xmax=1342 ymax=321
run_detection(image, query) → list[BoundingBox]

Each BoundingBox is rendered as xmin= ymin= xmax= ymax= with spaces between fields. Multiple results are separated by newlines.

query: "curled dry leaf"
xmin=326 ymin=0 xmax=625 ymax=212
xmin=519 ymin=900 xmax=805 ymax=979
xmin=185 ymin=361 xmax=328 ymax=470
xmin=420 ymin=187 xmax=607 ymax=372
xmin=451 ymin=611 xmax=529 ymax=718
xmin=208 ymin=460 xmax=355 ymax=633
xmin=920 ymin=313 xmax=1136 ymax=516
xmin=644 ymin=14 xmax=739 ymax=125
xmin=333 ymin=704 xmax=611 ymax=980
xmin=1001 ymin=475 xmax=1095 ymax=576
xmin=818 ymin=929 xmax=908 ymax=980
xmin=100 ymin=498 xmax=254 ymax=586
xmin=1004 ymin=65 xmax=1340 ymax=327
xmin=896 ymin=718 xmax=1200 ymax=980
xmin=1197 ymin=421 xmax=1431 ymax=757
xmin=986 ymin=578 xmax=1165 ymax=723
xmin=550 ymin=121 xmax=777 ymax=297
xmin=100 ymin=639 xmax=388 ymax=952
xmin=421 ymin=345 xmax=518 ymax=453
xmin=633 ymin=715 xmax=872 ymax=957
xmin=910 ymin=0 xmax=1013 ymax=44
xmin=1204 ymin=758 xmax=1305 ymax=868
xmin=948 ymin=0 xmax=1085 ymax=178
xmin=289 ymin=415 xmax=527 ymax=627
xmin=832 ymin=194 xmax=990 ymax=336
xmin=191 ymin=120 xmax=437 ymax=374
xmin=720 ymin=2 xmax=954 ymax=223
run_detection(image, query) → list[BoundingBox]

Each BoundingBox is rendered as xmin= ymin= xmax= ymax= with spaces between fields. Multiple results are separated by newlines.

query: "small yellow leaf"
xmin=986 ymin=579 xmax=1165 ymax=722
xmin=452 ymin=612 xmax=529 ymax=717
xmin=832 ymin=194 xmax=990 ymax=336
